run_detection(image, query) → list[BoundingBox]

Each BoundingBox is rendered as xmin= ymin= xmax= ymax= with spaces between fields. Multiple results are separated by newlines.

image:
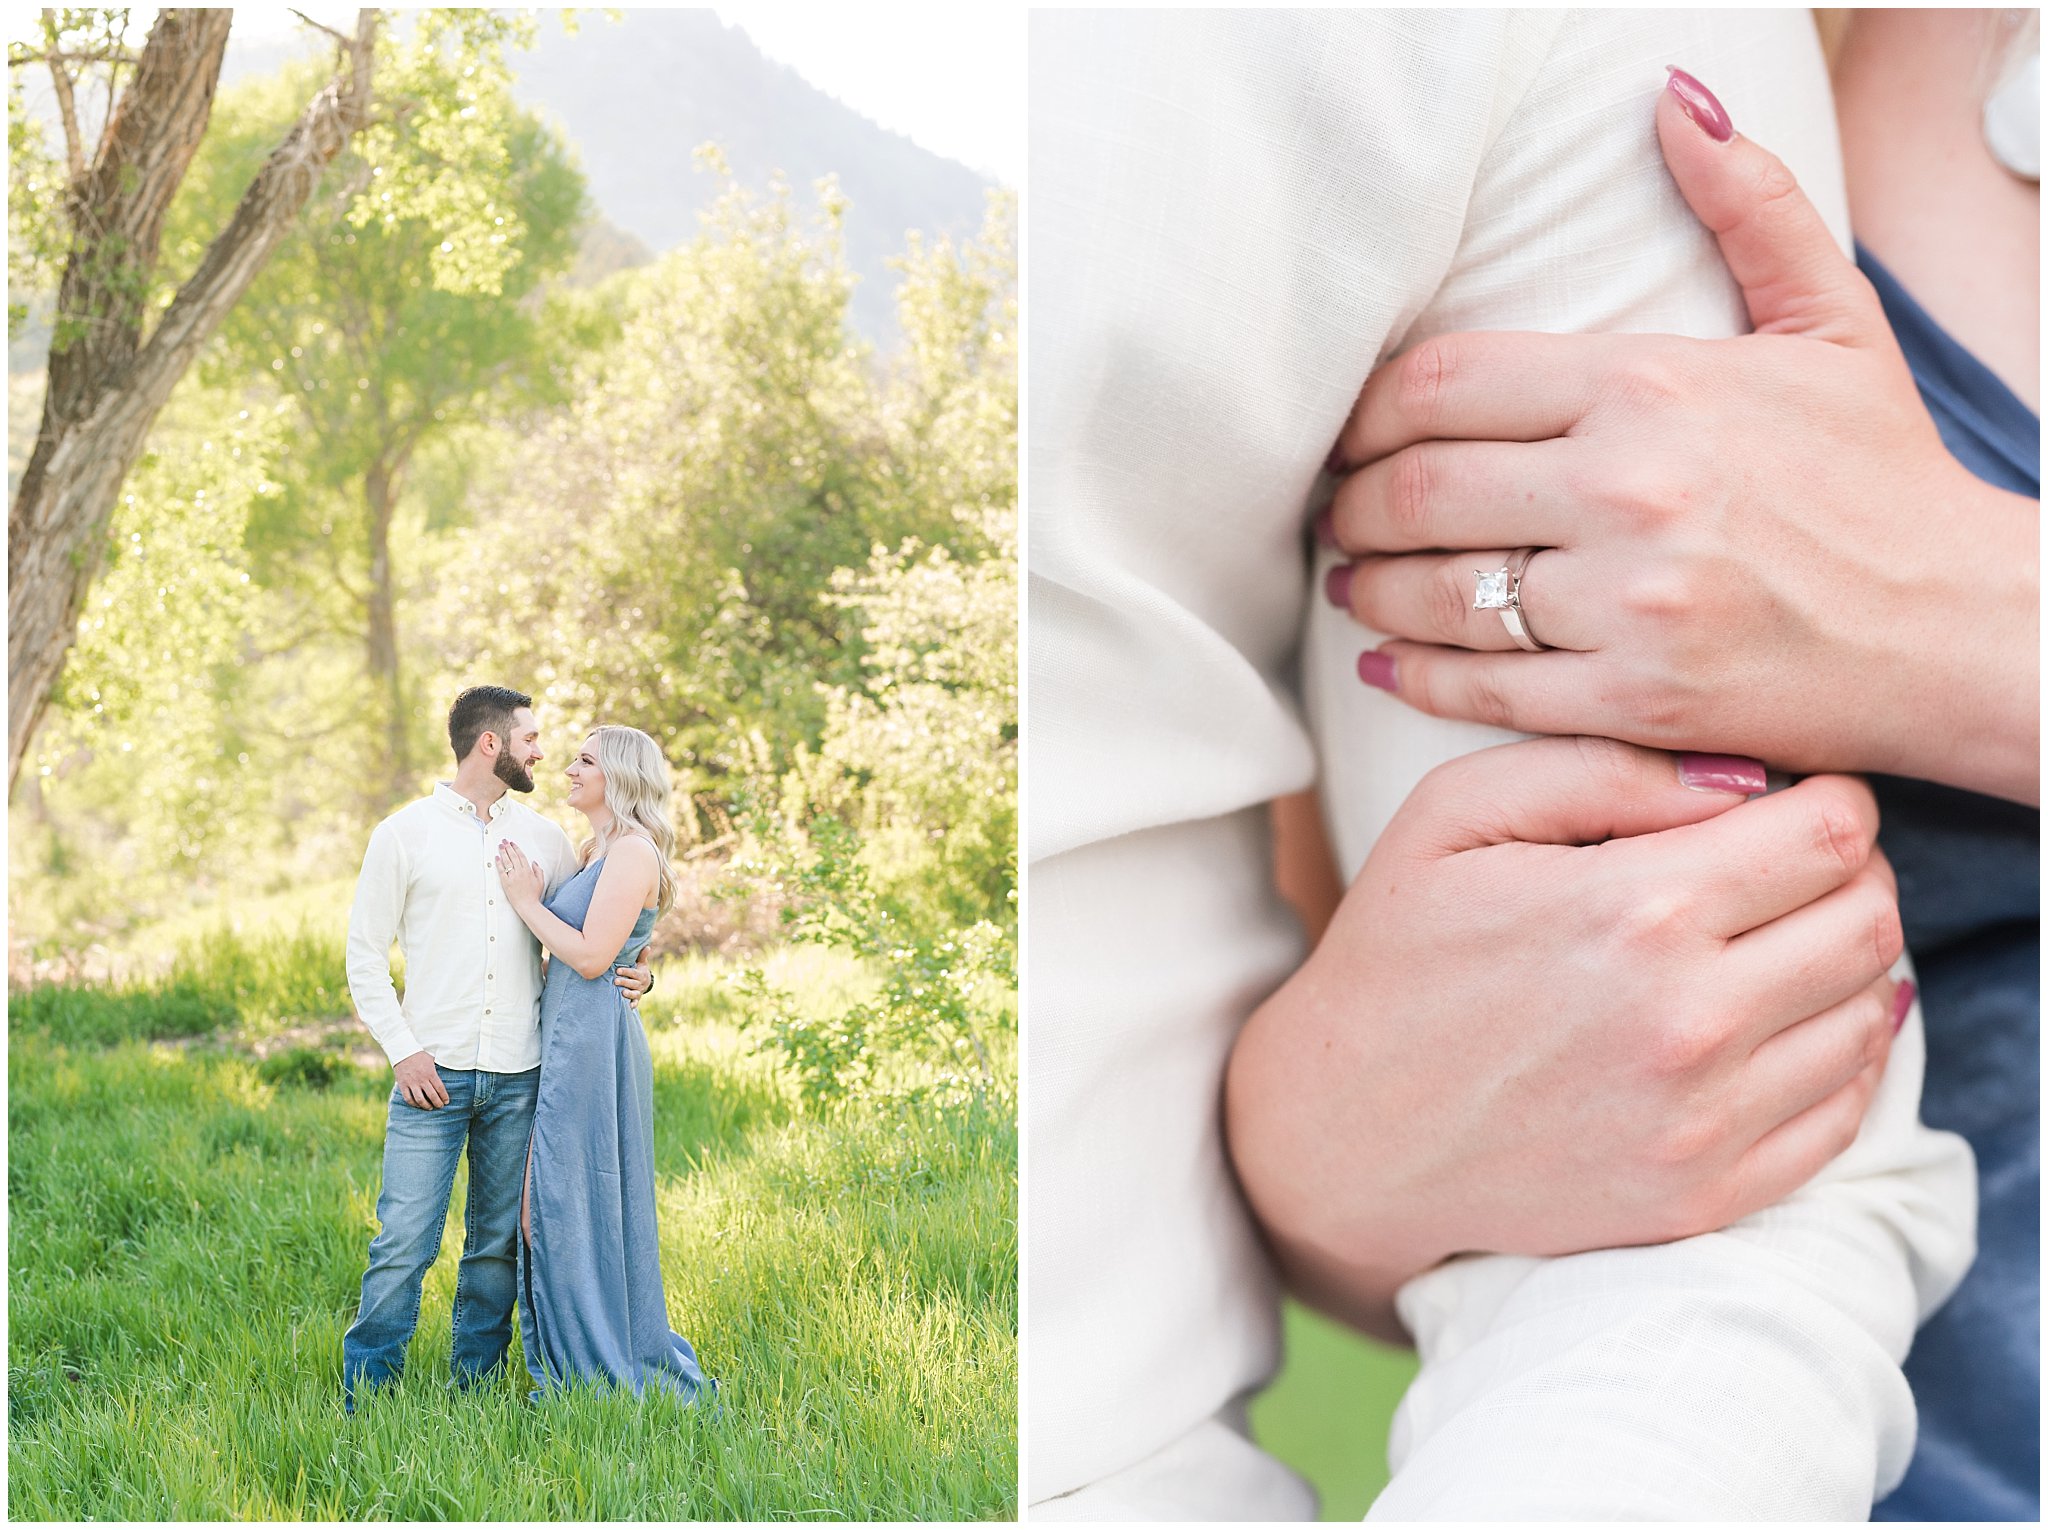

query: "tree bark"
xmin=8 ymin=9 xmax=380 ymax=791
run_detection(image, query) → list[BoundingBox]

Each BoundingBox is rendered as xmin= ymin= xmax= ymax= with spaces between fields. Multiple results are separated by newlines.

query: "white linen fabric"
xmin=1029 ymin=7 xmax=1976 ymax=1520
xmin=344 ymin=782 xmax=581 ymax=1072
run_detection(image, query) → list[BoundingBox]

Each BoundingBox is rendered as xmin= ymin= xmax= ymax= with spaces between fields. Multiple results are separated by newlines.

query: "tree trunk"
xmin=7 ymin=9 xmax=380 ymax=791
xmin=363 ymin=451 xmax=412 ymax=807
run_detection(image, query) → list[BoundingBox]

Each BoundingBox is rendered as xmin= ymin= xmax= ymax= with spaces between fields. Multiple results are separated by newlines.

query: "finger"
xmin=1657 ymin=70 xmax=1888 ymax=346
xmin=1739 ymin=976 xmax=1902 ymax=1137
xmin=1396 ymin=735 xmax=1763 ymax=859
xmin=1719 ymin=866 xmax=1902 ymax=1047
xmin=1326 ymin=439 xmax=1583 ymax=554
xmin=1623 ymin=774 xmax=1884 ymax=939
xmin=1728 ymin=1052 xmax=1889 ymax=1217
xmin=1364 ymin=640 xmax=1609 ymax=738
xmin=427 ymin=1071 xmax=450 ymax=1108
xmin=1334 ymin=332 xmax=1626 ymax=467
xmin=399 ymin=1082 xmax=419 ymax=1108
xmin=1337 ymin=548 xmax=1596 ymax=653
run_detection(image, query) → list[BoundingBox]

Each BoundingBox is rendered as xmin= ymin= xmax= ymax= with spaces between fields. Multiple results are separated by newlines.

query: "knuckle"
xmin=1866 ymin=890 xmax=1905 ymax=971
xmin=1387 ymin=448 xmax=1438 ymax=543
xmin=1570 ymin=734 xmax=1643 ymax=795
xmin=1618 ymin=891 xmax=1693 ymax=955
xmin=1604 ymin=351 xmax=1691 ymax=415
xmin=1860 ymin=990 xmax=1893 ymax=1067
xmin=1639 ymin=1002 xmax=1720 ymax=1079
xmin=1808 ymin=793 xmax=1873 ymax=880
xmin=1464 ymin=665 xmax=1518 ymax=731
xmin=1653 ymin=1105 xmax=1729 ymax=1168
xmin=1621 ymin=569 xmax=1691 ymax=623
xmin=1617 ymin=683 xmax=1686 ymax=743
xmin=1397 ymin=338 xmax=1460 ymax=432
xmin=1425 ymin=560 xmax=1471 ymax=639
xmin=1826 ymin=1093 xmax=1866 ymax=1160
xmin=1748 ymin=154 xmax=1804 ymax=218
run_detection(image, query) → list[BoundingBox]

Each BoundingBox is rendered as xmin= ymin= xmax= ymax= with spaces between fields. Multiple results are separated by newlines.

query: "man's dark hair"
xmin=448 ymin=685 xmax=533 ymax=762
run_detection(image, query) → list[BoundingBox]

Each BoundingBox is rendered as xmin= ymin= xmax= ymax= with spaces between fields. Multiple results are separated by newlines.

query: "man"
xmin=340 ymin=684 xmax=650 ymax=1408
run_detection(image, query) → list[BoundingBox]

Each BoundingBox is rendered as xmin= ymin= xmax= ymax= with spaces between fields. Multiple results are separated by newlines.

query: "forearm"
xmin=1896 ymin=476 xmax=2039 ymax=803
xmin=510 ymin=898 xmax=612 ymax=979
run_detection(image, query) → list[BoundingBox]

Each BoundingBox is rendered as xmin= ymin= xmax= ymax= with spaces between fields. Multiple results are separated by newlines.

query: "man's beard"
xmin=494 ymin=752 xmax=535 ymax=793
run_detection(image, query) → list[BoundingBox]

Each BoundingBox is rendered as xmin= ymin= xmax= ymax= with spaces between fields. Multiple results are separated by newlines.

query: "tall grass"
xmin=11 ymin=925 xmax=351 ymax=1047
xmin=9 ymin=932 xmax=1016 ymax=1520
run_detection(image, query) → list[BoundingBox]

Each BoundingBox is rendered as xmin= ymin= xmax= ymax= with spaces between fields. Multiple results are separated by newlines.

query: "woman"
xmin=494 ymin=724 xmax=713 ymax=1403
xmin=1294 ymin=16 xmax=2035 ymax=1518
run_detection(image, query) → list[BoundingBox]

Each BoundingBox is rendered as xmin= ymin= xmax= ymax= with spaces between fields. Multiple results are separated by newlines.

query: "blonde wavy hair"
xmin=578 ymin=724 xmax=677 ymax=918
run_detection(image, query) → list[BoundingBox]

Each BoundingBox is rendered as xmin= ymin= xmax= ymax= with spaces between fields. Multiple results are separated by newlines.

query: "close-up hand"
xmin=392 ymin=1048 xmax=449 ymax=1110
xmin=614 ymin=961 xmax=652 ymax=1007
xmin=494 ymin=840 xmax=546 ymax=908
xmin=1226 ymin=735 xmax=1908 ymax=1341
xmin=1322 ymin=77 xmax=2038 ymax=804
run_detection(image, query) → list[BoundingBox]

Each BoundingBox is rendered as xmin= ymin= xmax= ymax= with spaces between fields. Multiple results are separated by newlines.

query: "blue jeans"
xmin=342 ymin=1065 xmax=538 ymax=1406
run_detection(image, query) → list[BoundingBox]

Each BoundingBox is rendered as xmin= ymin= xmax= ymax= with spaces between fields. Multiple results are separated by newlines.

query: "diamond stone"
xmin=1473 ymin=568 xmax=1511 ymax=609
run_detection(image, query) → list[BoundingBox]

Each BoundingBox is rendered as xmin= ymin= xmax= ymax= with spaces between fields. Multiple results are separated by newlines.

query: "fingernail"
xmin=1892 ymin=978 xmax=1917 ymax=1035
xmin=1325 ymin=563 xmax=1354 ymax=609
xmin=1665 ymin=67 xmax=1734 ymax=143
xmin=1314 ymin=508 xmax=1339 ymax=549
xmin=1357 ymin=650 xmax=1398 ymax=693
xmin=1677 ymin=752 xmax=1767 ymax=794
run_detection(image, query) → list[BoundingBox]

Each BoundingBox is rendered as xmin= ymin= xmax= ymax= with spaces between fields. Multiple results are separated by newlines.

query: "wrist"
xmin=1224 ymin=969 xmax=1448 ymax=1328
xmin=1884 ymin=472 xmax=2039 ymax=801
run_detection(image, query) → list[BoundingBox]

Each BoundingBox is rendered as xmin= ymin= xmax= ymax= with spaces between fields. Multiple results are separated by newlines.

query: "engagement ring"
xmin=1473 ymin=548 xmax=1549 ymax=652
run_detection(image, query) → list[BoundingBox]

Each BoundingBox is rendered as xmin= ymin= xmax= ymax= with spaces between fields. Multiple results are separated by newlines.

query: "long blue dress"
xmin=1857 ymin=246 xmax=2038 ymax=1523
xmin=516 ymin=856 xmax=712 ymax=1401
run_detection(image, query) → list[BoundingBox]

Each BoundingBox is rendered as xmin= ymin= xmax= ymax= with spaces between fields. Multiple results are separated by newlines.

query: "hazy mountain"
xmin=212 ymin=9 xmax=995 ymax=346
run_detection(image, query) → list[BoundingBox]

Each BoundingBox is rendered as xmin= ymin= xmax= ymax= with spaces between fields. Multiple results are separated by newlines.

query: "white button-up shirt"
xmin=345 ymin=782 xmax=581 ymax=1073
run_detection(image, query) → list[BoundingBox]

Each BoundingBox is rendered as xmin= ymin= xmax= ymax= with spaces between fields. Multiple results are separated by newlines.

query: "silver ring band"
xmin=1473 ymin=548 xmax=1549 ymax=652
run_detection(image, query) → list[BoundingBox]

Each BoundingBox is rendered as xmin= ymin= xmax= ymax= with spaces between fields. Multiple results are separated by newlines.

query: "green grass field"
xmin=8 ymin=933 xmax=1017 ymax=1520
xmin=1249 ymin=1302 xmax=1420 ymax=1520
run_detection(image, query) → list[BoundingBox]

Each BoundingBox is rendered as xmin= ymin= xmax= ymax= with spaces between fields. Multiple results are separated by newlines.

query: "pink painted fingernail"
xmin=1325 ymin=563 xmax=1354 ymax=609
xmin=1677 ymin=752 xmax=1767 ymax=794
xmin=1314 ymin=508 xmax=1340 ymax=549
xmin=1666 ymin=67 xmax=1734 ymax=143
xmin=1892 ymin=978 xmax=1916 ymax=1035
xmin=1357 ymin=650 xmax=1398 ymax=693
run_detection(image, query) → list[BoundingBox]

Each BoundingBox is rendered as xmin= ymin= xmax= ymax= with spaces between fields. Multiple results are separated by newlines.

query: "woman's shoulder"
xmin=597 ymin=830 xmax=661 ymax=883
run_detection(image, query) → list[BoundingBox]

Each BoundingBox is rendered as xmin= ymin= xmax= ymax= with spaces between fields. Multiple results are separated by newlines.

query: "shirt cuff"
xmin=374 ymin=1023 xmax=425 ymax=1068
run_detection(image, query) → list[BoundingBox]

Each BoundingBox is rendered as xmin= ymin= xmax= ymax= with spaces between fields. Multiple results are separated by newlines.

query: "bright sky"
xmin=211 ymin=6 xmax=1022 ymax=187
xmin=712 ymin=4 xmax=1022 ymax=186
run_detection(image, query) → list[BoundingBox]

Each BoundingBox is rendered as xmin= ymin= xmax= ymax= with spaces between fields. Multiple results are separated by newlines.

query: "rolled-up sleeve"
xmin=346 ymin=821 xmax=420 ymax=1065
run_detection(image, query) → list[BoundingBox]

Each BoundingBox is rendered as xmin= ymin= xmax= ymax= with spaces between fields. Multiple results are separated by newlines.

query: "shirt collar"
xmin=433 ymin=781 xmax=512 ymax=823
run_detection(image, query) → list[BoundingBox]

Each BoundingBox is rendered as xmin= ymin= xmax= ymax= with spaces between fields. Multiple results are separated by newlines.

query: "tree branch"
xmin=39 ymin=10 xmax=87 ymax=184
xmin=127 ymin=11 xmax=380 ymax=411
xmin=289 ymin=9 xmax=356 ymax=49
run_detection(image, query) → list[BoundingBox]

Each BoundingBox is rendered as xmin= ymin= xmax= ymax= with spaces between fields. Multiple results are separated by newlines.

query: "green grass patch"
xmin=9 ymin=939 xmax=1016 ymax=1520
xmin=1249 ymin=1301 xmax=1419 ymax=1520
xmin=13 ymin=924 xmax=352 ymax=1048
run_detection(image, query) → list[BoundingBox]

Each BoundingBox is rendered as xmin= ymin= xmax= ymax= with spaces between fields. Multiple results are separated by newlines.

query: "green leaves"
xmin=344 ymin=11 xmax=551 ymax=298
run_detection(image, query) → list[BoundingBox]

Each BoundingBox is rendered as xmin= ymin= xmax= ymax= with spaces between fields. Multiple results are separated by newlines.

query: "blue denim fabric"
xmin=1857 ymin=245 xmax=2039 ymax=1523
xmin=342 ymin=1065 xmax=538 ymax=1407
